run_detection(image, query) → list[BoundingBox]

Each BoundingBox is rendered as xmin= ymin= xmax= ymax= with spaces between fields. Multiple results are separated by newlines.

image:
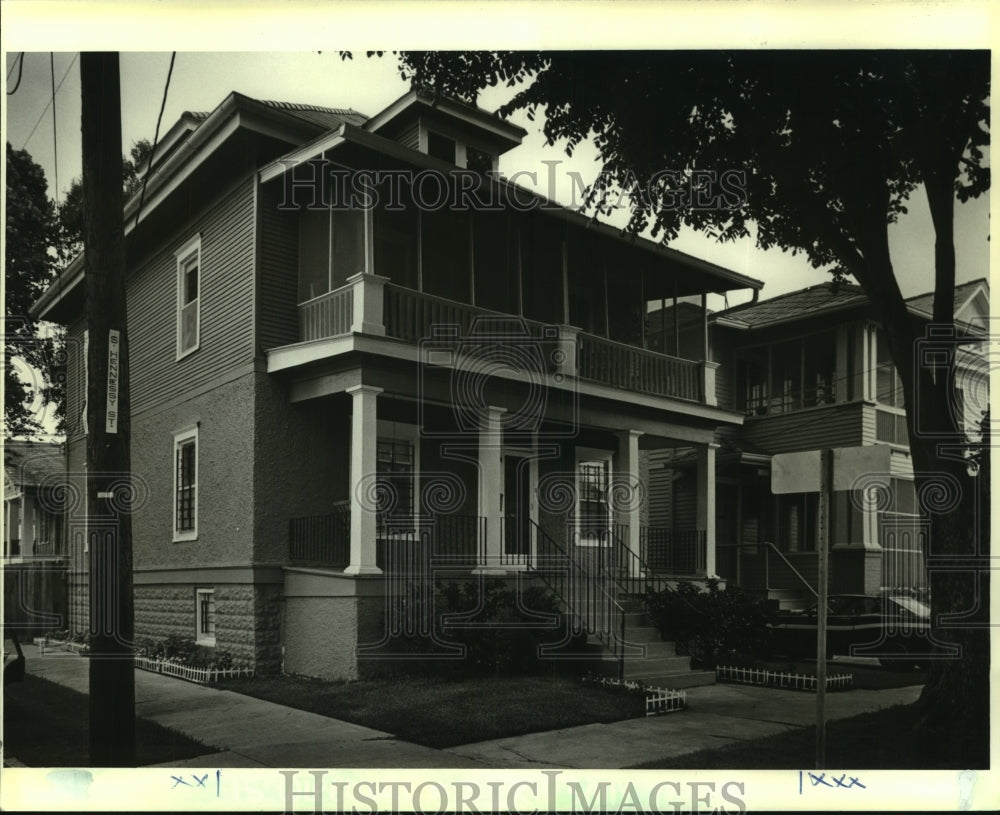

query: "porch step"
xmin=623 ymin=655 xmax=692 ymax=678
xmin=629 ymin=670 xmax=717 ymax=690
xmin=621 ymin=625 xmax=661 ymax=644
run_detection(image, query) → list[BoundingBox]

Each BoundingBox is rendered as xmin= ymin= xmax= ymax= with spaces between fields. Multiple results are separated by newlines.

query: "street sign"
xmin=771 ymin=450 xmax=822 ymax=494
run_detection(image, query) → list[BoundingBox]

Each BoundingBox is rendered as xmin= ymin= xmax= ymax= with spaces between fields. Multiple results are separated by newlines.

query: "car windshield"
xmin=887 ymin=596 xmax=931 ymax=619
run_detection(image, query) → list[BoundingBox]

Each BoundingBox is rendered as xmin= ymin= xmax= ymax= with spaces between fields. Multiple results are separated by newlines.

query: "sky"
xmin=2 ymin=17 xmax=992 ymax=312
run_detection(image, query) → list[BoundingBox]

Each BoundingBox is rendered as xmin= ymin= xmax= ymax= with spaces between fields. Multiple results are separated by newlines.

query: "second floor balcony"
xmin=284 ymin=272 xmax=717 ymax=405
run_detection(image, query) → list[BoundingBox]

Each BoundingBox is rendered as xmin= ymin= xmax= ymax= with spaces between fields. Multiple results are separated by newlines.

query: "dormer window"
xmin=466 ymin=146 xmax=494 ymax=174
xmin=427 ymin=131 xmax=457 ymax=164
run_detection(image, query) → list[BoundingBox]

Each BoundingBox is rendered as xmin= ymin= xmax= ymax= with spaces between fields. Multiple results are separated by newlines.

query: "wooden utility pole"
xmin=81 ymin=52 xmax=136 ymax=766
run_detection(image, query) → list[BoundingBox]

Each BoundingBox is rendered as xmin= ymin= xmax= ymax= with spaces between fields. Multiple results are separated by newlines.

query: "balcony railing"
xmin=577 ymin=334 xmax=701 ymax=402
xmin=295 ymin=274 xmax=714 ymax=404
xmin=299 ymin=285 xmax=354 ymax=341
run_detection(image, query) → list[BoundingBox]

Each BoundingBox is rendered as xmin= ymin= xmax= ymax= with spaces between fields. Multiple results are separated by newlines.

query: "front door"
xmin=503 ymin=453 xmax=531 ymax=564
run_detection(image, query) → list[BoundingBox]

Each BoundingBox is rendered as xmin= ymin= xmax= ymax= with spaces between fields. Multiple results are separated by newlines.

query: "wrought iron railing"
xmin=715 ymin=542 xmax=819 ymax=598
xmin=530 ymin=519 xmax=626 ymax=677
xmin=640 ymin=527 xmax=706 ymax=575
xmin=289 ymin=504 xmax=351 ymax=567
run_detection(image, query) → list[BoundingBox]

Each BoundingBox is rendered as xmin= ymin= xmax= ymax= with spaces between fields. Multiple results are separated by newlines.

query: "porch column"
xmin=347 ymin=272 xmax=389 ymax=336
xmin=345 ymin=384 xmax=383 ymax=575
xmin=475 ymin=405 xmax=506 ymax=574
xmin=20 ymin=491 xmax=34 ymax=557
xmin=617 ymin=429 xmax=644 ymax=577
xmin=696 ymin=442 xmax=719 ymax=577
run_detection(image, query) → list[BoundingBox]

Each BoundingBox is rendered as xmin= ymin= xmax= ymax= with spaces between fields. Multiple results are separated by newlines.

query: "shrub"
xmin=374 ymin=578 xmax=564 ymax=677
xmin=644 ymin=578 xmax=771 ymax=668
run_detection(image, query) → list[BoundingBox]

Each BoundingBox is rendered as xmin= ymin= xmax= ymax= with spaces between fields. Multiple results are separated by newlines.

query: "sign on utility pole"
xmin=81 ymin=51 xmax=136 ymax=766
xmin=772 ymin=448 xmax=831 ymax=770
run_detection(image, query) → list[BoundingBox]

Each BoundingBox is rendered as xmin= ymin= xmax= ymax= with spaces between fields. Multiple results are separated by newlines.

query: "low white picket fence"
xmin=585 ymin=674 xmax=687 ymax=716
xmin=134 ymin=655 xmax=254 ymax=685
xmin=716 ymin=665 xmax=853 ymax=692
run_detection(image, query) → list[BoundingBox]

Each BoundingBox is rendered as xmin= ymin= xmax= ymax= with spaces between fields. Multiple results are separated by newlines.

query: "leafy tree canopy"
xmin=4 ymin=143 xmax=62 ymax=439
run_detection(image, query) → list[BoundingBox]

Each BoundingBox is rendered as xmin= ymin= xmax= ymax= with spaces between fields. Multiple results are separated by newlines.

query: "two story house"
xmin=3 ymin=440 xmax=69 ymax=636
xmin=648 ymin=279 xmax=989 ymax=608
xmin=32 ymin=88 xmax=764 ymax=680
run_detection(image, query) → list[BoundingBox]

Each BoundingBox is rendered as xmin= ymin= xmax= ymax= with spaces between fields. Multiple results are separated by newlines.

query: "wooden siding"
xmin=740 ymin=401 xmax=866 ymax=454
xmin=258 ymin=182 xmax=299 ymax=351
xmin=129 ymin=177 xmax=256 ymax=416
xmin=645 ymin=450 xmax=675 ymax=528
xmin=714 ymin=353 xmax=734 ymax=409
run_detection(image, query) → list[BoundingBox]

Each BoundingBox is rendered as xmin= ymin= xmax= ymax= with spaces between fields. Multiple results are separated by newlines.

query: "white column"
xmin=21 ymin=492 xmax=34 ymax=557
xmin=347 ymin=272 xmax=389 ymax=336
xmin=556 ymin=325 xmax=580 ymax=380
xmin=475 ymin=406 xmax=506 ymax=574
xmin=696 ymin=442 xmax=719 ymax=577
xmin=345 ymin=384 xmax=383 ymax=575
xmin=701 ymin=361 xmax=720 ymax=406
xmin=617 ymin=429 xmax=644 ymax=577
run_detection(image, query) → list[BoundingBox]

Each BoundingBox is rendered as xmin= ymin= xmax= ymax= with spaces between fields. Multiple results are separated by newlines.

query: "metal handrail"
xmin=529 ymin=519 xmax=626 ymax=678
xmin=716 ymin=541 xmax=818 ymax=598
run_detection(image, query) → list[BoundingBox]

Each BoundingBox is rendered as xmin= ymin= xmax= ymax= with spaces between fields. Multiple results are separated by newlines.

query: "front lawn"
xmin=218 ymin=673 xmax=646 ymax=748
xmin=3 ymin=674 xmax=214 ymax=766
xmin=632 ymin=702 xmax=987 ymax=770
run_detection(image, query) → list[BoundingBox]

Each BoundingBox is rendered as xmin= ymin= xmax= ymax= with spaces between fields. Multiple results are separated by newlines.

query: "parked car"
xmin=767 ymin=593 xmax=930 ymax=668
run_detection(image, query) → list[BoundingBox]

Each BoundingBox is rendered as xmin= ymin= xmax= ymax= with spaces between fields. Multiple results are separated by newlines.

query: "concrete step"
xmin=622 ymin=655 xmax=692 ymax=678
xmin=622 ymin=611 xmax=646 ymax=626
xmin=628 ymin=669 xmax=717 ymax=690
xmin=621 ymin=625 xmax=661 ymax=644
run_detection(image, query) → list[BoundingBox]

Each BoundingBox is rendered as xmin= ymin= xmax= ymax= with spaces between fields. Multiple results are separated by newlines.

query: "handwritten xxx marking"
xmin=800 ymin=771 xmax=866 ymax=792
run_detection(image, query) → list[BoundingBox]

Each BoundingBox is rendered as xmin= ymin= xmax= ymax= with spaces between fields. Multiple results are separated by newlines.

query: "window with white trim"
xmin=176 ymin=235 xmax=201 ymax=358
xmin=195 ymin=588 xmax=216 ymax=645
xmin=574 ymin=448 xmax=613 ymax=546
xmin=173 ymin=426 xmax=198 ymax=541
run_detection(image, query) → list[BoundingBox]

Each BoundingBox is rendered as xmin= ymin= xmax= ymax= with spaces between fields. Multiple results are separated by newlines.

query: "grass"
xmin=3 ymin=674 xmax=213 ymax=767
xmin=218 ymin=672 xmax=646 ymax=748
xmin=633 ymin=702 xmax=988 ymax=770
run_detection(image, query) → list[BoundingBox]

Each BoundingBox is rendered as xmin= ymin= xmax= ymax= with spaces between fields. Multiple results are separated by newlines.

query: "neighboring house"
xmin=648 ymin=279 xmax=989 ymax=607
xmin=3 ymin=440 xmax=67 ymax=561
xmin=32 ymin=88 xmax=764 ymax=681
xmin=3 ymin=440 xmax=69 ymax=636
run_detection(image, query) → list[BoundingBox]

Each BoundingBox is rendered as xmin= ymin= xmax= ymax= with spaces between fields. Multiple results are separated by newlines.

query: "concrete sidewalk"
xmin=16 ymin=644 xmax=921 ymax=769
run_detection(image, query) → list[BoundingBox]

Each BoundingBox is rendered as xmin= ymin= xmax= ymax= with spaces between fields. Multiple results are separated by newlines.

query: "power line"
xmin=21 ymin=53 xmax=79 ymax=152
xmin=135 ymin=52 xmax=176 ymax=229
xmin=6 ymin=52 xmax=24 ymax=94
xmin=51 ymin=53 xmax=59 ymax=204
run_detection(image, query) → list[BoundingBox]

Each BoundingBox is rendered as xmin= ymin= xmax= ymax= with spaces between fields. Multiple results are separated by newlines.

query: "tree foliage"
xmin=4 ymin=143 xmax=62 ymax=439
xmin=386 ymin=49 xmax=990 ymax=754
xmin=57 ymin=138 xmax=153 ymax=261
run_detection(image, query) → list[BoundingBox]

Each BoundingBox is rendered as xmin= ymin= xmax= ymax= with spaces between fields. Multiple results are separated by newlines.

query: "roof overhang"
xmin=364 ymin=88 xmax=527 ymax=151
xmin=261 ymin=124 xmax=764 ymax=297
xmin=33 ymin=93 xmax=337 ymax=323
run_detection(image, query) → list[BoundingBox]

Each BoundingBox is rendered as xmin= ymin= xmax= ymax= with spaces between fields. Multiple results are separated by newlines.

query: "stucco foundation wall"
xmin=283 ymin=594 xmax=383 ymax=680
